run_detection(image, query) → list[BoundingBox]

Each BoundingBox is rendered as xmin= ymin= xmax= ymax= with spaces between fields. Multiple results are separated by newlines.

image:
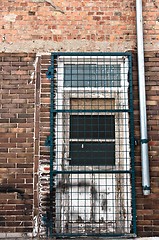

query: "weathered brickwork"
xmin=132 ymin=51 xmax=159 ymax=237
xmin=1 ymin=52 xmax=159 ymax=237
xmin=38 ymin=54 xmax=51 ymax=236
xmin=0 ymin=0 xmax=159 ymax=238
xmin=0 ymin=53 xmax=36 ymax=236
xmin=0 ymin=0 xmax=136 ymax=52
xmin=0 ymin=0 xmax=159 ymax=52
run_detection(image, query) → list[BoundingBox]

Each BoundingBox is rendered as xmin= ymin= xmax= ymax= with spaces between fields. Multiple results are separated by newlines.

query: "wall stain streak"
xmin=32 ymin=0 xmax=65 ymax=13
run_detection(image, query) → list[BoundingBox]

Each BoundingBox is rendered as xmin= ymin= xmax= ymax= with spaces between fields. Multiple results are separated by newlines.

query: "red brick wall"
xmin=1 ymin=0 xmax=159 ymax=238
xmin=0 ymin=53 xmax=36 ymax=236
xmin=134 ymin=52 xmax=159 ymax=237
xmin=1 ymin=52 xmax=159 ymax=237
xmin=0 ymin=0 xmax=136 ymax=51
xmin=1 ymin=0 xmax=159 ymax=52
xmin=38 ymin=54 xmax=51 ymax=236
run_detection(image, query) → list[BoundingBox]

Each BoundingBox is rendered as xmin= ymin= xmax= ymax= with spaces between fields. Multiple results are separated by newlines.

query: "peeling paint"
xmin=56 ymin=175 xmax=119 ymax=233
xmin=4 ymin=14 xmax=17 ymax=22
xmin=40 ymin=165 xmax=50 ymax=173
xmin=30 ymin=55 xmax=39 ymax=84
xmin=33 ymin=216 xmax=38 ymax=237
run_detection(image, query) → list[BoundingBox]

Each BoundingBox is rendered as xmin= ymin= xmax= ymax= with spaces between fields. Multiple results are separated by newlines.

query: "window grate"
xmin=46 ymin=52 xmax=136 ymax=238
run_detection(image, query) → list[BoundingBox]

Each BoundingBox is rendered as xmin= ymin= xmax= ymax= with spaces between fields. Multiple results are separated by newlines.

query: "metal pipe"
xmin=136 ymin=0 xmax=150 ymax=195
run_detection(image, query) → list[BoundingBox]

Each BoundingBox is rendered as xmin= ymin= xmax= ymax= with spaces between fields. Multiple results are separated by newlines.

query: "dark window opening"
xmin=70 ymin=115 xmax=115 ymax=139
xmin=69 ymin=115 xmax=115 ymax=166
xmin=70 ymin=142 xmax=115 ymax=166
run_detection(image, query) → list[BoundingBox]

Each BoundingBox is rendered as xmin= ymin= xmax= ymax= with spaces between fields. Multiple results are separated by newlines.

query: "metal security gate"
xmin=46 ymin=52 xmax=136 ymax=238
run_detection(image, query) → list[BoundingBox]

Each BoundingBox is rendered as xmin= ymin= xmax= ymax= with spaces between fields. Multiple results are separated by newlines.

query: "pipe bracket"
xmin=141 ymin=139 xmax=149 ymax=144
xmin=143 ymin=185 xmax=150 ymax=190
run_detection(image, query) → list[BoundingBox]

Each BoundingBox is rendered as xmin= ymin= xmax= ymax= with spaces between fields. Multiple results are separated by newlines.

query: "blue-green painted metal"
xmin=45 ymin=135 xmax=51 ymax=146
xmin=52 ymin=170 xmax=132 ymax=174
xmin=48 ymin=54 xmax=55 ymax=238
xmin=54 ymin=232 xmax=136 ymax=238
xmin=47 ymin=52 xmax=136 ymax=238
xmin=51 ymin=109 xmax=131 ymax=113
xmin=128 ymin=53 xmax=137 ymax=235
xmin=51 ymin=52 xmax=132 ymax=57
xmin=46 ymin=65 xmax=54 ymax=79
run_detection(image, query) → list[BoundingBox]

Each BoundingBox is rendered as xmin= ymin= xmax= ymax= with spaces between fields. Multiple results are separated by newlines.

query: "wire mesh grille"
xmin=48 ymin=53 xmax=136 ymax=237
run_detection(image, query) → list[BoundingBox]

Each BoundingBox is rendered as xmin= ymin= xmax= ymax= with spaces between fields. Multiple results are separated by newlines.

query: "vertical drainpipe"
xmin=136 ymin=0 xmax=150 ymax=195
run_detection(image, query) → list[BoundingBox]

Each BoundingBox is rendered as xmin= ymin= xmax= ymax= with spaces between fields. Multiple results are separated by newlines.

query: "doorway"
xmin=46 ymin=52 xmax=136 ymax=238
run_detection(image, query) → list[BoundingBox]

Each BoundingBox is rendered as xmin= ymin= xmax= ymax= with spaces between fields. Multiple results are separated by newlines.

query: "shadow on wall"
xmin=0 ymin=168 xmax=31 ymax=230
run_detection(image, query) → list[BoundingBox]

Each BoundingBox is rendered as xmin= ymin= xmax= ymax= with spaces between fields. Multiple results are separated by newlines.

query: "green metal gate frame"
xmin=46 ymin=52 xmax=136 ymax=238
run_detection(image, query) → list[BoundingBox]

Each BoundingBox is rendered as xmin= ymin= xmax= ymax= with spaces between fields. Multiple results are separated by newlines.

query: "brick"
xmin=15 ymin=227 xmax=32 ymax=232
xmin=10 ymin=119 xmax=27 ymax=123
xmin=3 ymin=57 xmax=20 ymax=62
xmin=0 ymin=34 xmax=159 ymax=239
xmin=0 ymin=53 xmax=34 ymax=233
xmin=0 ymin=227 xmax=15 ymax=232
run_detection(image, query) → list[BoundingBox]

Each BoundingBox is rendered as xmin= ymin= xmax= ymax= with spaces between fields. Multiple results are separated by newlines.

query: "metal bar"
xmin=52 ymin=52 xmax=132 ymax=57
xmin=51 ymin=109 xmax=131 ymax=113
xmin=53 ymin=232 xmax=136 ymax=238
xmin=52 ymin=170 xmax=131 ymax=174
xmin=49 ymin=53 xmax=55 ymax=237
xmin=136 ymin=0 xmax=150 ymax=195
xmin=128 ymin=54 xmax=137 ymax=235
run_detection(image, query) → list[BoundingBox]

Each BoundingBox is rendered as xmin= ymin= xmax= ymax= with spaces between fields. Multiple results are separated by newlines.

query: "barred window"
xmin=48 ymin=54 xmax=135 ymax=237
xmin=56 ymin=56 xmax=129 ymax=167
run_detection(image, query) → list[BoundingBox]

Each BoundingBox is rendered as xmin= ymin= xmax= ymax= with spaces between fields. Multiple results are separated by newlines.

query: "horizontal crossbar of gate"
xmin=51 ymin=109 xmax=131 ymax=113
xmin=52 ymin=170 xmax=132 ymax=174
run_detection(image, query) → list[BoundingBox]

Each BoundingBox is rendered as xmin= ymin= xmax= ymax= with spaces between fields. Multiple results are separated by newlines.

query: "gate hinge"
xmin=45 ymin=135 xmax=51 ymax=146
xmin=46 ymin=65 xmax=53 ymax=79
